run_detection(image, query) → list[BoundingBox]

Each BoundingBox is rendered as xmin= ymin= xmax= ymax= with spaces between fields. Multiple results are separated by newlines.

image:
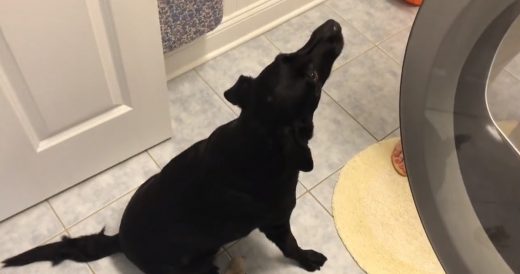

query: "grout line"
xmin=375 ymin=27 xmax=412 ymax=67
xmin=260 ymin=35 xmax=283 ymax=53
xmin=224 ymin=249 xmax=232 ymax=259
xmin=18 ymin=205 xmax=70 ymax=259
xmin=263 ymin=34 xmax=284 ymax=53
xmin=307 ymin=166 xmax=343 ymax=193
xmin=377 ymin=44 xmax=402 ymax=66
xmin=360 ymin=46 xmax=402 ymax=140
xmin=219 ymin=246 xmax=228 ymax=255
xmin=86 ymin=262 xmax=97 ymax=274
xmin=194 ymin=69 xmax=240 ymax=117
xmin=2 ymin=229 xmax=66 ymax=269
xmin=380 ymin=127 xmax=400 ymax=140
xmin=505 ymin=67 xmax=520 ymax=81
xmin=46 ymin=201 xmax=68 ymax=232
xmin=36 ymin=231 xmax=68 ymax=250
xmin=322 ymin=90 xmax=378 ymax=141
xmin=308 ymin=191 xmax=333 ymax=217
xmin=325 ymin=3 xmax=375 ymax=46
xmin=300 ymin=192 xmax=368 ymax=271
xmin=190 ymin=35 xmax=281 ymax=119
xmin=323 ymin=0 xmax=409 ymax=49
xmin=307 ymin=185 xmax=368 ymax=273
xmin=324 ymin=45 xmax=403 ymax=142
xmin=64 ymin=186 xmax=138 ymax=231
xmin=224 ymin=238 xmax=241 ymax=250
xmin=146 ymin=150 xmax=163 ymax=169
xmin=17 ymin=207 xmax=65 ymax=247
xmin=375 ymin=25 xmax=412 ymax=46
xmin=331 ymin=45 xmax=376 ymax=72
xmin=328 ymin=25 xmax=412 ymax=72
xmin=297 ymin=180 xmax=311 ymax=199
xmin=323 ymin=0 xmax=332 ymax=8
xmin=297 ymin=189 xmax=308 ymax=199
xmin=331 ymin=44 xmax=376 ymax=72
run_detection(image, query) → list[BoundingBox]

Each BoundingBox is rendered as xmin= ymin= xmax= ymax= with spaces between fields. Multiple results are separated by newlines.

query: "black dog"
xmin=2 ymin=20 xmax=344 ymax=274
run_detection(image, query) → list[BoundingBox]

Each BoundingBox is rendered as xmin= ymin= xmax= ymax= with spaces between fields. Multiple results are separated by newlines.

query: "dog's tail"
xmin=2 ymin=228 xmax=120 ymax=268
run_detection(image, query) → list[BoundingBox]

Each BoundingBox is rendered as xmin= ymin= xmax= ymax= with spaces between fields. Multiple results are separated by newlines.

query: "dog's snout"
xmin=292 ymin=19 xmax=344 ymax=61
xmin=327 ymin=19 xmax=341 ymax=33
xmin=322 ymin=19 xmax=341 ymax=34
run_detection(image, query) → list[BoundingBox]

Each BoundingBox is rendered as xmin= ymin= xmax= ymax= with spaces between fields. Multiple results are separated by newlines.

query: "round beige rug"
xmin=332 ymin=138 xmax=445 ymax=274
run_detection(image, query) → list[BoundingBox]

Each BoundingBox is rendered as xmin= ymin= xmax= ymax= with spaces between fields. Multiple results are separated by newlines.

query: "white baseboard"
xmin=164 ymin=0 xmax=326 ymax=80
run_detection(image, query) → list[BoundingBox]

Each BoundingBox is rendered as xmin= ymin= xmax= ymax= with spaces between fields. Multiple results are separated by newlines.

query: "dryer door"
xmin=401 ymin=0 xmax=520 ymax=273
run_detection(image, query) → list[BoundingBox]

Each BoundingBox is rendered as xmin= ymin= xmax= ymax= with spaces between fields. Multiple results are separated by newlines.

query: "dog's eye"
xmin=309 ymin=71 xmax=319 ymax=81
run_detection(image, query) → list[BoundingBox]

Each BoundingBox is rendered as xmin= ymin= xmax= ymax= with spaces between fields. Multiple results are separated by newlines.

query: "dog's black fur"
xmin=2 ymin=20 xmax=344 ymax=274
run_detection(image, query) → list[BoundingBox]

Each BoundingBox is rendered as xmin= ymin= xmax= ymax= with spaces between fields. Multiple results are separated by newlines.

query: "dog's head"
xmin=224 ymin=20 xmax=344 ymax=171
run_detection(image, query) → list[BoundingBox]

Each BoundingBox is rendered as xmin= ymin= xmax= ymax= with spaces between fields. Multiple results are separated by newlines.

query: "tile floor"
xmin=2 ymin=1 xmax=425 ymax=273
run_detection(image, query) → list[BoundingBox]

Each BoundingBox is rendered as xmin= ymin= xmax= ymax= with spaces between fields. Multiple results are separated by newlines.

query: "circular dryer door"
xmin=401 ymin=0 xmax=520 ymax=273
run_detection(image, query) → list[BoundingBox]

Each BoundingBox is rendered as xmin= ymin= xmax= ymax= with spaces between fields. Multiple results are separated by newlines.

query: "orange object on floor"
xmin=391 ymin=140 xmax=407 ymax=177
xmin=404 ymin=0 xmax=423 ymax=6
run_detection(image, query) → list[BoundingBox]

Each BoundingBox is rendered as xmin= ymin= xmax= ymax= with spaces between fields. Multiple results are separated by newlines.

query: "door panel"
xmin=0 ymin=0 xmax=120 ymax=135
xmin=0 ymin=0 xmax=171 ymax=220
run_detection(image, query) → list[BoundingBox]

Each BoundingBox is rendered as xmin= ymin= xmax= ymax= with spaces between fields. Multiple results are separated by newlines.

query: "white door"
xmin=0 ymin=0 xmax=172 ymax=220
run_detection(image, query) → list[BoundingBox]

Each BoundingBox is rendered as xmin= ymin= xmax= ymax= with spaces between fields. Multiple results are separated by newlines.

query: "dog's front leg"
xmin=260 ymin=221 xmax=327 ymax=271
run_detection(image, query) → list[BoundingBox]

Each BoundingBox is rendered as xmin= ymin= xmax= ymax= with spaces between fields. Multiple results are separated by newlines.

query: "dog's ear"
xmin=283 ymin=122 xmax=314 ymax=172
xmin=224 ymin=75 xmax=253 ymax=108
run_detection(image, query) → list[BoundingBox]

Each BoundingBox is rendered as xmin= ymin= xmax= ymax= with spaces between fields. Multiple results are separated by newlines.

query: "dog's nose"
xmin=324 ymin=19 xmax=342 ymax=33
xmin=331 ymin=22 xmax=340 ymax=33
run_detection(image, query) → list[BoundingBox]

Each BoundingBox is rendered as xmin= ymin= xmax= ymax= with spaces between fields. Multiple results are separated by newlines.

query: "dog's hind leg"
xmin=260 ymin=221 xmax=327 ymax=272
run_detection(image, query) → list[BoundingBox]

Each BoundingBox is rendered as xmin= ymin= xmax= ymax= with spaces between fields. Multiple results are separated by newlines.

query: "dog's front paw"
xmin=297 ymin=249 xmax=327 ymax=272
